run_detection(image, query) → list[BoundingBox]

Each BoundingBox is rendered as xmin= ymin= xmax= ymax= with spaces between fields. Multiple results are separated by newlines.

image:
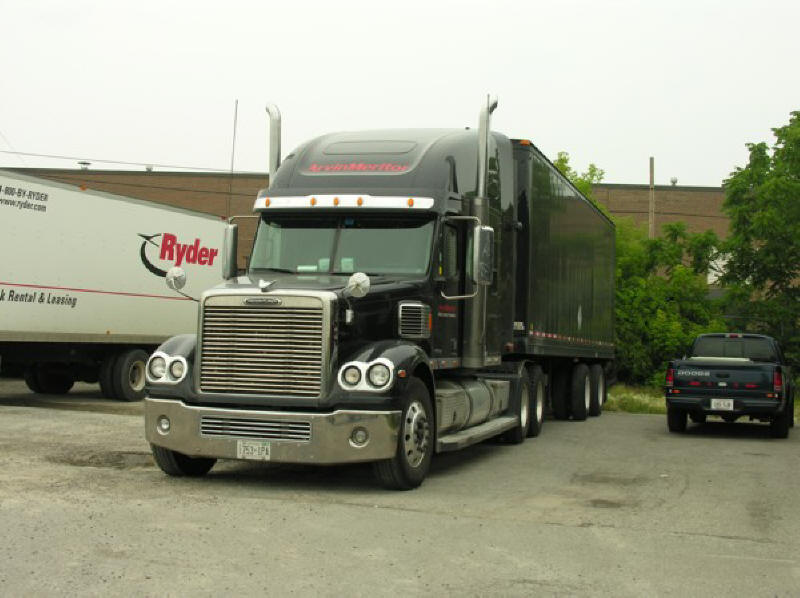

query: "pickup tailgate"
xmin=672 ymin=358 xmax=775 ymax=399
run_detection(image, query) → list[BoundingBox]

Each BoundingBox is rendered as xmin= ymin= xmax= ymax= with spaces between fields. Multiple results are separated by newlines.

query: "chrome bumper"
xmin=145 ymin=398 xmax=401 ymax=464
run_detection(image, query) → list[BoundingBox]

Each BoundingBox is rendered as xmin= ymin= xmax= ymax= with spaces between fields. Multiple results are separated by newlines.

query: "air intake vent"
xmin=398 ymin=301 xmax=431 ymax=339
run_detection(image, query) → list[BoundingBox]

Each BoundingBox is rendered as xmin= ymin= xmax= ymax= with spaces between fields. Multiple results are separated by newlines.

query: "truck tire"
xmin=37 ymin=365 xmax=74 ymax=395
xmin=527 ymin=365 xmax=545 ymax=438
xmin=570 ymin=363 xmax=590 ymax=421
xmin=551 ymin=365 xmax=570 ymax=420
xmin=503 ymin=374 xmax=530 ymax=444
xmin=769 ymin=406 xmax=790 ymax=439
xmin=373 ymin=377 xmax=433 ymax=490
xmin=689 ymin=412 xmax=707 ymax=424
xmin=151 ymin=444 xmax=216 ymax=476
xmin=589 ymin=364 xmax=605 ymax=417
xmin=24 ymin=365 xmax=44 ymax=393
xmin=112 ymin=349 xmax=149 ymax=402
xmin=98 ymin=353 xmax=119 ymax=399
xmin=667 ymin=406 xmax=687 ymax=433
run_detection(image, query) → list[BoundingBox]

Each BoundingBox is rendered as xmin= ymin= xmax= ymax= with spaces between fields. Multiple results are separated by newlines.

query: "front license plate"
xmin=710 ymin=398 xmax=734 ymax=411
xmin=237 ymin=439 xmax=271 ymax=461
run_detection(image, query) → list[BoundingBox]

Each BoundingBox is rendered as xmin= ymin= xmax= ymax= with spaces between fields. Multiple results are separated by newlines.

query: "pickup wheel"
xmin=112 ymin=349 xmax=149 ymax=402
xmin=570 ymin=363 xmax=590 ymax=421
xmin=551 ymin=365 xmax=570 ymax=420
xmin=151 ymin=444 xmax=216 ymax=476
xmin=527 ymin=365 xmax=545 ymax=438
xmin=667 ymin=406 xmax=687 ymax=433
xmin=769 ymin=407 xmax=790 ymax=439
xmin=588 ymin=364 xmax=605 ymax=417
xmin=373 ymin=377 xmax=433 ymax=490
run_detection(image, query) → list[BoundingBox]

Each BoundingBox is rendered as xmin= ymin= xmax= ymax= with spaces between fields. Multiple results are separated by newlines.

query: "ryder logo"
xmin=138 ymin=233 xmax=219 ymax=278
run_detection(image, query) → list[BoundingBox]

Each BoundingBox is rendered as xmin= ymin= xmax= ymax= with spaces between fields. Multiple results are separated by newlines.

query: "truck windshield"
xmin=691 ymin=337 xmax=777 ymax=361
xmin=249 ymin=213 xmax=435 ymax=276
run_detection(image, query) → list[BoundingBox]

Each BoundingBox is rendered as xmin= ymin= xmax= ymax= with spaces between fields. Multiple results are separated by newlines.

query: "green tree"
xmin=555 ymin=153 xmax=724 ymax=385
xmin=721 ymin=111 xmax=800 ymax=364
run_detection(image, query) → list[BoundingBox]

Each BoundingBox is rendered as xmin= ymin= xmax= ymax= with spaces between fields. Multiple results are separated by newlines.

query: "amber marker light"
xmin=357 ymin=197 xmax=364 ymax=206
xmin=264 ymin=197 xmax=271 ymax=207
xmin=428 ymin=312 xmax=433 ymax=331
xmin=310 ymin=197 xmax=317 ymax=206
xmin=407 ymin=198 xmax=414 ymax=207
xmin=333 ymin=197 xmax=339 ymax=206
xmin=519 ymin=139 xmax=531 ymax=146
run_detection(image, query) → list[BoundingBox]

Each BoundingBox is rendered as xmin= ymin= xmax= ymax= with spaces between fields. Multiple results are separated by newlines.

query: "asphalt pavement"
xmin=0 ymin=379 xmax=798 ymax=597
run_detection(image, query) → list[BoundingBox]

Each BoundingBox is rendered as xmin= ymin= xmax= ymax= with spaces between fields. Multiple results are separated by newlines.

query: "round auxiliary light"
xmin=351 ymin=427 xmax=369 ymax=446
xmin=367 ymin=363 xmax=391 ymax=388
xmin=343 ymin=365 xmax=361 ymax=386
xmin=149 ymin=356 xmax=167 ymax=379
xmin=157 ymin=415 xmax=171 ymax=434
xmin=169 ymin=359 xmax=186 ymax=380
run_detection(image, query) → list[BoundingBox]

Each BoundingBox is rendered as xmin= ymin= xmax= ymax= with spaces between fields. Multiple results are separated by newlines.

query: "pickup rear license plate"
xmin=237 ymin=439 xmax=271 ymax=461
xmin=710 ymin=398 xmax=734 ymax=411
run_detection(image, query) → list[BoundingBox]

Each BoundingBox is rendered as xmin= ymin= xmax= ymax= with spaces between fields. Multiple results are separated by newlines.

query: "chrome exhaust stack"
xmin=463 ymin=95 xmax=498 ymax=369
xmin=265 ymin=103 xmax=281 ymax=187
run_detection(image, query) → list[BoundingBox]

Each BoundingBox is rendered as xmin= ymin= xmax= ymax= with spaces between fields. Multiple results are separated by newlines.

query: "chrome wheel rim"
xmin=520 ymin=384 xmax=530 ymax=430
xmin=584 ymin=377 xmax=590 ymax=411
xmin=535 ymin=380 xmax=544 ymax=423
xmin=598 ymin=374 xmax=605 ymax=405
xmin=130 ymin=361 xmax=146 ymax=392
xmin=403 ymin=400 xmax=430 ymax=468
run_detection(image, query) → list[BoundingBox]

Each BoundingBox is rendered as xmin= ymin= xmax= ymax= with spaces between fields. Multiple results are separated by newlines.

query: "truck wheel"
xmin=551 ymin=365 xmax=570 ymax=420
xmin=98 ymin=353 xmax=119 ymax=399
xmin=112 ymin=349 xmax=149 ymax=401
xmin=667 ymin=406 xmax=687 ymax=433
xmin=789 ymin=394 xmax=795 ymax=428
xmin=589 ymin=364 xmax=605 ymax=417
xmin=24 ymin=365 xmax=44 ymax=393
xmin=373 ymin=377 xmax=433 ymax=490
xmin=504 ymin=374 xmax=530 ymax=444
xmin=769 ymin=407 xmax=790 ymax=439
xmin=570 ymin=363 xmax=590 ymax=421
xmin=37 ymin=365 xmax=74 ymax=395
xmin=151 ymin=444 xmax=216 ymax=476
xmin=527 ymin=365 xmax=545 ymax=438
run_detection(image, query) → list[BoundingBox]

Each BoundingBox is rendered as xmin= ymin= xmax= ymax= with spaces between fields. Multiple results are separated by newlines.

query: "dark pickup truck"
xmin=665 ymin=333 xmax=794 ymax=438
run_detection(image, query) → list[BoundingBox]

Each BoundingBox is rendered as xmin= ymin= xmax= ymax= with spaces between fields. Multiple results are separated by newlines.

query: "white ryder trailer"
xmin=0 ymin=169 xmax=227 ymax=400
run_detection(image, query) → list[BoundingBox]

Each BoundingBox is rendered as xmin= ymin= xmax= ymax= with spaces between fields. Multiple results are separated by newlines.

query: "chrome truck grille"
xmin=200 ymin=416 xmax=311 ymax=441
xmin=198 ymin=294 xmax=328 ymax=397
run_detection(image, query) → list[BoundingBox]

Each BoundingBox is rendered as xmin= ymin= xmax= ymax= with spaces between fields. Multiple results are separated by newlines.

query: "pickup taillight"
xmin=665 ymin=367 xmax=674 ymax=388
xmin=774 ymin=370 xmax=783 ymax=394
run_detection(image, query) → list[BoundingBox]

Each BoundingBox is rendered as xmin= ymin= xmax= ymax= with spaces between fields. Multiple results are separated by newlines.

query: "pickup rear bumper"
xmin=145 ymin=397 xmax=401 ymax=464
xmin=666 ymin=395 xmax=784 ymax=416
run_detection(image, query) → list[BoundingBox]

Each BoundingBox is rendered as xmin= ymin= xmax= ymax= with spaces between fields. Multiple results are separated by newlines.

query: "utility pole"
xmin=648 ymin=156 xmax=655 ymax=239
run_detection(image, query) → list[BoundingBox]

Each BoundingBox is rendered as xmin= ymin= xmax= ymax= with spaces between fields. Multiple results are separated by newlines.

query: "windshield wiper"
xmin=252 ymin=267 xmax=294 ymax=274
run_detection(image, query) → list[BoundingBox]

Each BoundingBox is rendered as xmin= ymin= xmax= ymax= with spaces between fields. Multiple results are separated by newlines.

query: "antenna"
xmin=227 ymin=99 xmax=239 ymax=219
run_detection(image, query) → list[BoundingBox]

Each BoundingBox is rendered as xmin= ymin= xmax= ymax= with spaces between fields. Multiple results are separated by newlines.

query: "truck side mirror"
xmin=472 ymin=225 xmax=494 ymax=286
xmin=222 ymin=223 xmax=238 ymax=280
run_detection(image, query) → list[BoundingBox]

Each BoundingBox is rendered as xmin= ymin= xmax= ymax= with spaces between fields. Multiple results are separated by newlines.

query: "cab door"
xmin=431 ymin=220 xmax=463 ymax=362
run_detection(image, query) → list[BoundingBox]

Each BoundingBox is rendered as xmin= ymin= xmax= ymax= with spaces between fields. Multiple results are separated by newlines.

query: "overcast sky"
xmin=1 ymin=0 xmax=798 ymax=186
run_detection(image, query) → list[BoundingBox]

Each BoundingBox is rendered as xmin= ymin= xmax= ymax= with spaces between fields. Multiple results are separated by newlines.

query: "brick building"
xmin=6 ymin=170 xmax=731 ymax=255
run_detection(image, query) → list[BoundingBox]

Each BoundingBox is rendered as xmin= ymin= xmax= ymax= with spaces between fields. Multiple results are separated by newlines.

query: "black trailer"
xmin=144 ymin=99 xmax=615 ymax=489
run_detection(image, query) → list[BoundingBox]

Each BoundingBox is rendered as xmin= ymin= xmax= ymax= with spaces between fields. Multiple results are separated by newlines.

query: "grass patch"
xmin=606 ymin=384 xmax=800 ymax=420
xmin=605 ymin=385 xmax=665 ymax=414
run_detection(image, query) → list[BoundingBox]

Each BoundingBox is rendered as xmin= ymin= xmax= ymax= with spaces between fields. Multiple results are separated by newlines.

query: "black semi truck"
xmin=144 ymin=99 xmax=615 ymax=489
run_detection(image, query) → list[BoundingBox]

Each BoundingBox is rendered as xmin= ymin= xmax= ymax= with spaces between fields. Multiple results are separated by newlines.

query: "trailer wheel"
xmin=551 ymin=365 xmax=570 ymax=420
xmin=527 ymin=366 xmax=545 ymax=438
xmin=36 ymin=365 xmax=74 ymax=395
xmin=570 ymin=363 xmax=590 ymax=421
xmin=373 ymin=377 xmax=433 ymax=490
xmin=504 ymin=374 xmax=530 ymax=444
xmin=667 ymin=406 xmax=687 ymax=433
xmin=589 ymin=364 xmax=605 ymax=417
xmin=769 ymin=406 xmax=790 ymax=439
xmin=151 ymin=444 xmax=216 ymax=476
xmin=24 ymin=365 xmax=44 ymax=393
xmin=98 ymin=353 xmax=119 ymax=399
xmin=112 ymin=349 xmax=149 ymax=402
